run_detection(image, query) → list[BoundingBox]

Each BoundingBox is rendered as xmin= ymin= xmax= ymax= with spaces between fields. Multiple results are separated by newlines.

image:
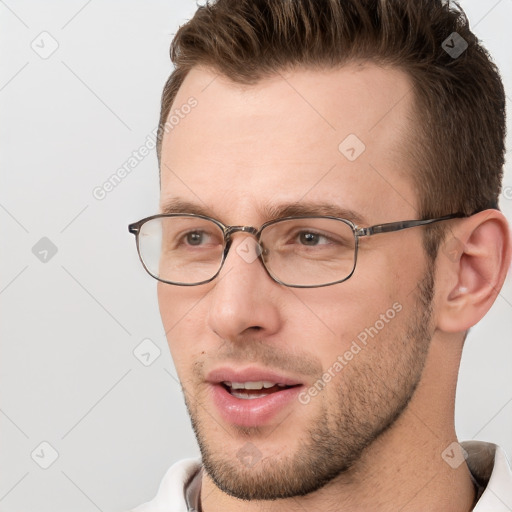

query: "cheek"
xmin=157 ymin=282 xmax=178 ymax=340
xmin=157 ymin=282 xmax=209 ymax=369
xmin=157 ymin=281 xmax=211 ymax=329
xmin=285 ymin=263 xmax=417 ymax=372
xmin=287 ymin=278 xmax=401 ymax=339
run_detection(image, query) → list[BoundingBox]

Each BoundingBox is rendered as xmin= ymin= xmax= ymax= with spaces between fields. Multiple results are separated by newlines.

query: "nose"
xmin=206 ymin=233 xmax=282 ymax=341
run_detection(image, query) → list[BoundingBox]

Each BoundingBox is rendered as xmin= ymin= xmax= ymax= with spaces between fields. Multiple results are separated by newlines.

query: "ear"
xmin=436 ymin=209 xmax=511 ymax=333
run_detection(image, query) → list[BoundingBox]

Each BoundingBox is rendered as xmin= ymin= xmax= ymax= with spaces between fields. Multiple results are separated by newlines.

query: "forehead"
xmin=159 ymin=64 xmax=417 ymax=225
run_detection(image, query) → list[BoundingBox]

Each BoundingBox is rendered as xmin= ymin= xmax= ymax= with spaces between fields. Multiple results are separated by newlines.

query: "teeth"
xmin=231 ymin=391 xmax=269 ymax=400
xmin=226 ymin=381 xmax=278 ymax=390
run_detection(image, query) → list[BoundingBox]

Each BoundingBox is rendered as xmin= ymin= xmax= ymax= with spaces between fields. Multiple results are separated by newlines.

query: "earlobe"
xmin=436 ymin=210 xmax=511 ymax=333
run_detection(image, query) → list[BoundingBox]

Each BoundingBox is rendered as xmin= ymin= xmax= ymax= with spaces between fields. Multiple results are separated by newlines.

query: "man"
xmin=128 ymin=0 xmax=512 ymax=510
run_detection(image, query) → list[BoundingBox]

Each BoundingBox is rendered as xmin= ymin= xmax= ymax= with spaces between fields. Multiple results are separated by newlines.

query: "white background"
xmin=1 ymin=1 xmax=511 ymax=511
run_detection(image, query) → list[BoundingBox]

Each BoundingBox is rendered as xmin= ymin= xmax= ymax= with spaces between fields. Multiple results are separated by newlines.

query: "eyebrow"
xmin=160 ymin=197 xmax=367 ymax=226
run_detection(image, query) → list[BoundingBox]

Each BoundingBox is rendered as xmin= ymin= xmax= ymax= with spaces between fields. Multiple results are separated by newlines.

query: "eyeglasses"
xmin=128 ymin=212 xmax=465 ymax=288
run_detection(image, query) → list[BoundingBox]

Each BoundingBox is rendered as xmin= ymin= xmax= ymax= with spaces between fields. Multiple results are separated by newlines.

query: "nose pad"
xmin=234 ymin=237 xmax=263 ymax=264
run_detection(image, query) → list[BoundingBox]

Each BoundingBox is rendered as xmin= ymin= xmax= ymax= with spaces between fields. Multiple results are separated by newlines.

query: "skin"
xmin=157 ymin=64 xmax=511 ymax=511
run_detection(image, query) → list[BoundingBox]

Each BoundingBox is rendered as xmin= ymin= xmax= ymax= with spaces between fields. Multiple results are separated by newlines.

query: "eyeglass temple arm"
xmin=355 ymin=213 xmax=467 ymax=237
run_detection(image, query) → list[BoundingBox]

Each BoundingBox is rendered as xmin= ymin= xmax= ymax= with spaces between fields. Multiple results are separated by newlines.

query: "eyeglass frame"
xmin=128 ymin=211 xmax=467 ymax=288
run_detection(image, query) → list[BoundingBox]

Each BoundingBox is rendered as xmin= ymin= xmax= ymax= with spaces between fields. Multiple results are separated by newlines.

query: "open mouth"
xmin=222 ymin=381 xmax=300 ymax=399
xmin=209 ymin=370 xmax=304 ymax=426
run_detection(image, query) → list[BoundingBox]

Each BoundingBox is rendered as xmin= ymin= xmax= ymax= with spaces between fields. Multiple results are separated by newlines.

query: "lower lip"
xmin=210 ymin=384 xmax=303 ymax=427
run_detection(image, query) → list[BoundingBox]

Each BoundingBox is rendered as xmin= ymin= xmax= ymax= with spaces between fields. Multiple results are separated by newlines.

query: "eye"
xmin=179 ymin=229 xmax=221 ymax=247
xmin=260 ymin=218 xmax=355 ymax=255
xmin=297 ymin=231 xmax=330 ymax=246
xmin=185 ymin=231 xmax=208 ymax=246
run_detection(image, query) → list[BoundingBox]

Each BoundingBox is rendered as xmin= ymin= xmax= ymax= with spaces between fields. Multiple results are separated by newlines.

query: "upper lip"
xmin=206 ymin=366 xmax=303 ymax=387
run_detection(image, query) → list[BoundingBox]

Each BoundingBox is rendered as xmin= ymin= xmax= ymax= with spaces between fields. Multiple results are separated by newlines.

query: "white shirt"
xmin=129 ymin=441 xmax=512 ymax=511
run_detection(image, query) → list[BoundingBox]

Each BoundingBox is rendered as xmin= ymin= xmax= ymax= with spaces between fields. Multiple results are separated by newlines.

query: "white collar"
xmin=463 ymin=441 xmax=512 ymax=511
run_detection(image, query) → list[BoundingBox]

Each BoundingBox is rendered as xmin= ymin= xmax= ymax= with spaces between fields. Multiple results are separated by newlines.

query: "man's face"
xmin=158 ymin=64 xmax=436 ymax=499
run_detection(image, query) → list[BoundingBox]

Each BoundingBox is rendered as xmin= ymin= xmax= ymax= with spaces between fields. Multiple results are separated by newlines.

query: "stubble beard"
xmin=183 ymin=270 xmax=435 ymax=500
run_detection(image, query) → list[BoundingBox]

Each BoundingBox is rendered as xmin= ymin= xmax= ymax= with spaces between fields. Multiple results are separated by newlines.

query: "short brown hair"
xmin=157 ymin=0 xmax=505 ymax=258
